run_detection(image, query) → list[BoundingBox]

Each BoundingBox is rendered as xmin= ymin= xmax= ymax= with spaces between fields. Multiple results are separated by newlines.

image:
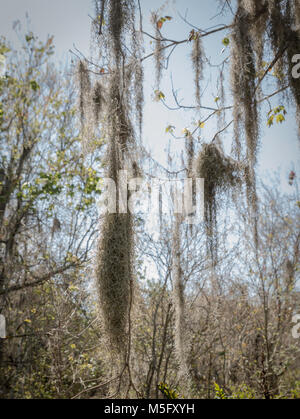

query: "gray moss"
xmin=195 ymin=143 xmax=241 ymax=262
xmin=172 ymin=215 xmax=190 ymax=379
xmin=191 ymin=32 xmax=204 ymax=107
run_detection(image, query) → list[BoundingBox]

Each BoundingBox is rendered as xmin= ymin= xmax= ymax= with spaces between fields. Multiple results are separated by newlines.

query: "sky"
xmin=0 ymin=0 xmax=299 ymax=194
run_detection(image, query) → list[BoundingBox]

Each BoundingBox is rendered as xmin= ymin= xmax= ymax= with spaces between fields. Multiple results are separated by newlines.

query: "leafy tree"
xmin=0 ymin=31 xmax=103 ymax=398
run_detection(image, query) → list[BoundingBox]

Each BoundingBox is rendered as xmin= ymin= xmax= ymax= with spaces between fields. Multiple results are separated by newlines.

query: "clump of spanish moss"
xmin=152 ymin=13 xmax=165 ymax=90
xmin=286 ymin=1 xmax=300 ymax=138
xmin=231 ymin=2 xmax=259 ymax=168
xmin=76 ymin=60 xmax=99 ymax=153
xmin=195 ymin=143 xmax=241 ymax=262
xmin=217 ymin=68 xmax=226 ymax=130
xmin=230 ymin=1 xmax=261 ymax=246
xmin=263 ymin=0 xmax=300 ymax=135
xmin=185 ymin=134 xmax=194 ymax=178
xmin=244 ymin=163 xmax=259 ymax=248
xmin=231 ymin=104 xmax=242 ymax=160
xmin=107 ymin=0 xmax=132 ymax=63
xmin=131 ymin=17 xmax=144 ymax=139
xmin=96 ymin=69 xmax=135 ymax=352
xmin=91 ymin=0 xmax=143 ymax=357
xmin=172 ymin=215 xmax=191 ymax=379
xmin=185 ymin=134 xmax=196 ymax=234
xmin=268 ymin=0 xmax=287 ymax=87
xmin=229 ymin=0 xmax=300 ymax=250
xmin=92 ymin=81 xmax=105 ymax=125
xmin=133 ymin=58 xmax=144 ymax=139
xmin=242 ymin=0 xmax=267 ymax=73
xmin=76 ymin=60 xmax=91 ymax=130
xmin=238 ymin=1 xmax=268 ymax=46
xmin=230 ymin=34 xmax=243 ymax=161
xmin=240 ymin=0 xmax=256 ymax=15
xmin=96 ymin=213 xmax=133 ymax=351
xmin=191 ymin=31 xmax=204 ymax=107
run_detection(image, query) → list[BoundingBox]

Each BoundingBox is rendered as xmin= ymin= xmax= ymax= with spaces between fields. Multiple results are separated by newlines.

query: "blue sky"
xmin=0 ymin=0 xmax=299 ymax=193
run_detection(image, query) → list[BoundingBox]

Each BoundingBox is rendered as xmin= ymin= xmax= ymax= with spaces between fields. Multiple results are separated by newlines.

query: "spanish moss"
xmin=93 ymin=0 xmax=140 ymax=355
xmin=152 ymin=12 xmax=165 ymax=90
xmin=191 ymin=32 xmax=204 ymax=107
xmin=230 ymin=1 xmax=260 ymax=245
xmin=172 ymin=214 xmax=190 ymax=379
xmin=76 ymin=60 xmax=91 ymax=131
xmin=195 ymin=143 xmax=241 ymax=264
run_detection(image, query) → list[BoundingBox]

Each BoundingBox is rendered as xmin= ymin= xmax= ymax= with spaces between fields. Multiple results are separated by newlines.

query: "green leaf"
xmin=214 ymin=383 xmax=227 ymax=399
xmin=267 ymin=115 xmax=274 ymax=127
xmin=276 ymin=114 xmax=285 ymax=124
xmin=25 ymin=34 xmax=34 ymax=43
xmin=30 ymin=80 xmax=40 ymax=91
xmin=158 ymin=383 xmax=179 ymax=399
xmin=0 ymin=45 xmax=11 ymax=55
xmin=222 ymin=37 xmax=230 ymax=46
xmin=182 ymin=128 xmax=191 ymax=137
xmin=165 ymin=125 xmax=175 ymax=134
xmin=154 ymin=90 xmax=165 ymax=101
xmin=267 ymin=105 xmax=287 ymax=127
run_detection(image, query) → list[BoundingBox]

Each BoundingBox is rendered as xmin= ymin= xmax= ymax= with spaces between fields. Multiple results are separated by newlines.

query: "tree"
xmin=0 ymin=31 xmax=102 ymax=398
xmin=0 ymin=0 xmax=299 ymax=400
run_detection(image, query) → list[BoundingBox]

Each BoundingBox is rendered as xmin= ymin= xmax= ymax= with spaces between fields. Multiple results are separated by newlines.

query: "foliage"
xmin=0 ymin=32 xmax=102 ymax=398
xmin=158 ymin=382 xmax=179 ymax=399
xmin=214 ymin=383 xmax=227 ymax=399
